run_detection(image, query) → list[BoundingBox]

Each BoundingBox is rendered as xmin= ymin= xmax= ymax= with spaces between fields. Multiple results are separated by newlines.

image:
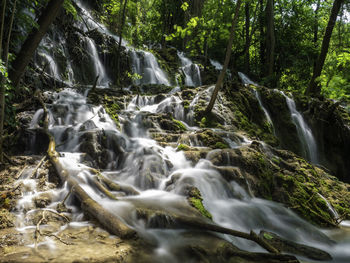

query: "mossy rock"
xmin=222 ymin=84 xmax=278 ymax=146
xmin=206 ymin=144 xmax=350 ymax=227
xmin=293 ymin=94 xmax=350 ymax=182
xmin=186 ymin=187 xmax=212 ymax=220
xmin=258 ymin=87 xmax=303 ymax=154
xmin=177 ymin=143 xmax=191 ymax=151
xmin=195 ymin=129 xmax=229 ymax=149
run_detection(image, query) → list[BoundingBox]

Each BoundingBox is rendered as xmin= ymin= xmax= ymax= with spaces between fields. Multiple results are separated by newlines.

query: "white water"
xmin=84 ymin=37 xmax=110 ymax=85
xmin=177 ymin=51 xmax=202 ymax=87
xmin=21 ymin=85 xmax=350 ymax=261
xmin=130 ymin=50 xmax=170 ymax=86
xmin=279 ymin=91 xmax=319 ymax=164
xmin=238 ymin=71 xmax=258 ymax=86
xmin=210 ymin=59 xmax=223 ymax=70
xmin=238 ymin=72 xmax=274 ymax=132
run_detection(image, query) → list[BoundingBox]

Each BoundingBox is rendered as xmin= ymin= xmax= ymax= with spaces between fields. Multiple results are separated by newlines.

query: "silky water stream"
xmin=15 ymin=84 xmax=350 ymax=262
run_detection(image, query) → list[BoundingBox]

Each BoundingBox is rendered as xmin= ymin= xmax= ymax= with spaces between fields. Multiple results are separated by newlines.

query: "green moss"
xmin=263 ymin=233 xmax=274 ymax=240
xmin=104 ymin=102 xmax=121 ymax=128
xmin=189 ymin=197 xmax=212 ymax=220
xmin=177 ymin=144 xmax=190 ymax=151
xmin=199 ymin=114 xmax=220 ymax=128
xmin=173 ymin=119 xmax=187 ymax=131
xmin=272 ymin=157 xmax=280 ymax=164
xmin=215 ymin=142 xmax=229 ymax=149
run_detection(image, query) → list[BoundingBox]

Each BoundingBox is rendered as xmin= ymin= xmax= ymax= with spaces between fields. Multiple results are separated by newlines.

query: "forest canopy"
xmin=96 ymin=0 xmax=350 ymax=101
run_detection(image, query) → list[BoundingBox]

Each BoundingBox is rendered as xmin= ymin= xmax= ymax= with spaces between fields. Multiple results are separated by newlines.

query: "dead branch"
xmin=15 ymin=165 xmax=28 ymax=179
xmin=95 ymin=171 xmax=140 ymax=196
xmin=30 ymin=156 xmax=46 ymax=179
xmin=92 ymin=177 xmax=119 ymax=200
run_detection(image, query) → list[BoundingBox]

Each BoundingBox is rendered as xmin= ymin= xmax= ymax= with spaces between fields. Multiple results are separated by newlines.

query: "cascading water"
xmin=21 ymin=85 xmax=350 ymax=262
xmin=238 ymin=71 xmax=258 ymax=86
xmin=279 ymin=91 xmax=319 ymax=164
xmin=35 ymin=35 xmax=63 ymax=81
xmin=130 ymin=50 xmax=170 ymax=86
xmin=83 ymin=37 xmax=110 ymax=85
xmin=177 ymin=51 xmax=202 ymax=87
xmin=210 ymin=59 xmax=223 ymax=70
xmin=238 ymin=72 xmax=274 ymax=133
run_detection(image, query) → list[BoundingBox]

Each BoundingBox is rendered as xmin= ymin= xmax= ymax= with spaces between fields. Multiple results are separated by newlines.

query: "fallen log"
xmin=136 ymin=207 xmax=279 ymax=254
xmin=36 ymin=91 xmax=136 ymax=239
xmin=259 ymin=231 xmax=332 ymax=261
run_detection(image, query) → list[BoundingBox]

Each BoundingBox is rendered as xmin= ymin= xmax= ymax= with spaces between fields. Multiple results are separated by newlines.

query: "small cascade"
xmin=238 ymin=72 xmax=274 ymax=132
xmin=177 ymin=51 xmax=202 ymax=87
xmin=83 ymin=37 xmax=110 ymax=85
xmin=210 ymin=59 xmax=223 ymax=70
xmin=318 ymin=193 xmax=340 ymax=222
xmin=76 ymin=0 xmax=127 ymax=47
xmin=35 ymin=36 xmax=62 ymax=81
xmin=279 ymin=91 xmax=318 ymax=164
xmin=252 ymin=89 xmax=273 ymax=126
xmin=130 ymin=50 xmax=170 ymax=86
xmin=38 ymin=51 xmax=60 ymax=79
xmin=238 ymin=71 xmax=258 ymax=86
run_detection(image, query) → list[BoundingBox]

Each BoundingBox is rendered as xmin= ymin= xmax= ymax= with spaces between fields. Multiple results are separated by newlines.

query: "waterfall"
xmin=130 ymin=50 xmax=170 ymax=86
xmin=238 ymin=72 xmax=274 ymax=133
xmin=279 ymin=91 xmax=318 ymax=164
xmin=177 ymin=51 xmax=202 ymax=87
xmin=83 ymin=37 xmax=110 ymax=85
xmin=210 ymin=59 xmax=223 ymax=70
xmin=16 ymin=2 xmax=350 ymax=262
xmin=238 ymin=71 xmax=258 ymax=86
xmin=24 ymin=88 xmax=331 ymax=255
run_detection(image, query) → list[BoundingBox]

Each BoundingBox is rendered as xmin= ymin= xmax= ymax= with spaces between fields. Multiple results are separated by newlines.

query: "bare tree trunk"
xmin=259 ymin=0 xmax=265 ymax=73
xmin=116 ymin=0 xmax=128 ymax=86
xmin=244 ymin=1 xmax=251 ymax=73
xmin=306 ymin=0 xmax=344 ymax=96
xmin=312 ymin=0 xmax=321 ymax=70
xmin=265 ymin=0 xmax=275 ymax=77
xmin=0 ymin=0 xmax=6 ymax=163
xmin=9 ymin=0 xmax=64 ymax=88
xmin=205 ymin=0 xmax=242 ymax=114
xmin=0 ymin=0 xmax=6 ymax=57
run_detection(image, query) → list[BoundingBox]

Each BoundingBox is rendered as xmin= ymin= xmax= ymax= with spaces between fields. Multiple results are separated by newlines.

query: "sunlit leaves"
xmin=63 ymin=0 xmax=77 ymax=19
xmin=181 ymin=2 xmax=189 ymax=11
